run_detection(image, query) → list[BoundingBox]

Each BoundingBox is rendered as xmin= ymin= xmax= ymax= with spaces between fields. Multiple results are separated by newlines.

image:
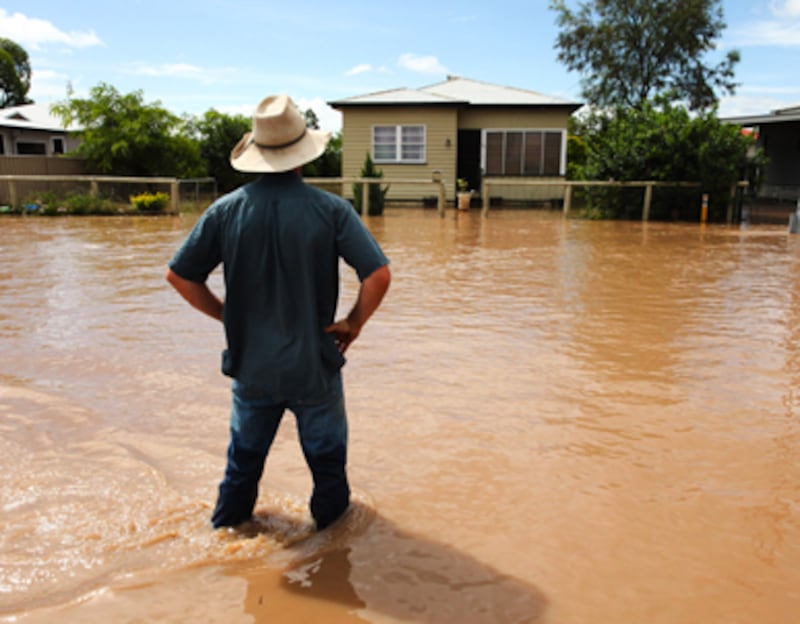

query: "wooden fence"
xmin=480 ymin=178 xmax=750 ymax=222
xmin=0 ymin=174 xmax=180 ymax=213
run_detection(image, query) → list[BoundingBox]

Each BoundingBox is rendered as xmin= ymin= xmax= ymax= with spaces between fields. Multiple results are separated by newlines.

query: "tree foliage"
xmin=571 ymin=101 xmax=763 ymax=219
xmin=302 ymin=131 xmax=342 ymax=178
xmin=190 ymin=109 xmax=254 ymax=193
xmin=0 ymin=38 xmax=32 ymax=108
xmin=550 ymin=0 xmax=739 ymax=110
xmin=51 ymin=83 xmax=204 ymax=178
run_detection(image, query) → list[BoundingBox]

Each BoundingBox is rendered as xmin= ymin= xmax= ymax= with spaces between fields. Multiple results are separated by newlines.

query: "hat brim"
xmin=230 ymin=128 xmax=330 ymax=173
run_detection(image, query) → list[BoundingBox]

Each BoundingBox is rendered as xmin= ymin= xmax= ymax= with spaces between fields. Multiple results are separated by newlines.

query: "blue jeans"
xmin=211 ymin=374 xmax=350 ymax=530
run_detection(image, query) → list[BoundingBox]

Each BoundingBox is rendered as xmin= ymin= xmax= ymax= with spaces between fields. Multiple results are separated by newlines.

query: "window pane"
xmin=374 ymin=145 xmax=396 ymax=160
xmin=486 ymin=132 xmax=503 ymax=175
xmin=505 ymin=132 xmax=523 ymax=175
xmin=373 ymin=126 xmax=397 ymax=161
xmin=543 ymin=132 xmax=562 ymax=175
xmin=400 ymin=125 xmax=425 ymax=161
xmin=401 ymin=126 xmax=424 ymax=142
xmin=401 ymin=145 xmax=424 ymax=160
xmin=524 ymin=132 xmax=543 ymax=175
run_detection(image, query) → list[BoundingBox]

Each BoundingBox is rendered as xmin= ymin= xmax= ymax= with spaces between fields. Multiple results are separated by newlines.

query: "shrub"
xmin=352 ymin=153 xmax=388 ymax=216
xmin=65 ymin=192 xmax=114 ymax=215
xmin=130 ymin=192 xmax=170 ymax=213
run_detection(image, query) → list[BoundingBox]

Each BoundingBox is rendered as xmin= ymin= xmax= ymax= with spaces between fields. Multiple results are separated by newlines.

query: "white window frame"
xmin=372 ymin=124 xmax=426 ymax=164
xmin=52 ymin=137 xmax=65 ymax=154
xmin=481 ymin=128 xmax=568 ymax=176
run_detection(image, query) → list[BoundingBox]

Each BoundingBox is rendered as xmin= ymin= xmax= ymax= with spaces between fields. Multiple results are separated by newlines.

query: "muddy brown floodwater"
xmin=1 ymin=208 xmax=799 ymax=623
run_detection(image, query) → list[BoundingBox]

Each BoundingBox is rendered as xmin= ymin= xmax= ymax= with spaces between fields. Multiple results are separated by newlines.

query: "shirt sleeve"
xmin=334 ymin=200 xmax=389 ymax=281
xmin=168 ymin=205 xmax=223 ymax=282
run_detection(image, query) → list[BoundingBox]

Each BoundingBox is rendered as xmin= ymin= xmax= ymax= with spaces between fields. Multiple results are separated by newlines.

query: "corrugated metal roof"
xmin=421 ymin=75 xmax=579 ymax=106
xmin=722 ymin=103 xmax=800 ymax=126
xmin=0 ymin=102 xmax=78 ymax=131
xmin=330 ymin=75 xmax=581 ymax=109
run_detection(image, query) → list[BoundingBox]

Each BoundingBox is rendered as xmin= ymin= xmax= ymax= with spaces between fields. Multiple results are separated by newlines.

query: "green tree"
xmin=572 ymin=101 xmax=762 ymax=219
xmin=51 ymin=83 xmax=204 ymax=178
xmin=302 ymin=131 xmax=342 ymax=177
xmin=550 ymin=0 xmax=739 ymax=110
xmin=190 ymin=109 xmax=254 ymax=193
xmin=303 ymin=108 xmax=320 ymax=130
xmin=0 ymin=38 xmax=32 ymax=107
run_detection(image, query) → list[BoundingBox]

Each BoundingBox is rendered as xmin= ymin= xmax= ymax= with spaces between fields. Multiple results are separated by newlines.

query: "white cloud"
xmin=28 ymin=68 xmax=73 ymax=101
xmin=729 ymin=1 xmax=800 ymax=46
xmin=736 ymin=20 xmax=800 ymax=46
xmin=126 ymin=63 xmax=239 ymax=85
xmin=131 ymin=63 xmax=204 ymax=78
xmin=345 ymin=64 xmax=372 ymax=76
xmin=0 ymin=9 xmax=102 ymax=50
xmin=397 ymin=53 xmax=448 ymax=74
xmin=771 ymin=0 xmax=800 ymax=17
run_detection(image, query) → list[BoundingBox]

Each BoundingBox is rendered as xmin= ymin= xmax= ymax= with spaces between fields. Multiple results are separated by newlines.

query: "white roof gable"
xmin=0 ymin=102 xmax=77 ymax=131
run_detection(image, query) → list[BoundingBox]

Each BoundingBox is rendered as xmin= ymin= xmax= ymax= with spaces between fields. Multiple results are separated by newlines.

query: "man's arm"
xmin=325 ymin=264 xmax=391 ymax=353
xmin=165 ymin=268 xmax=224 ymax=322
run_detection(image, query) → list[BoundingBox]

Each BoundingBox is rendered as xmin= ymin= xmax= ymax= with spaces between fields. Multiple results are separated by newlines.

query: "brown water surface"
xmin=1 ymin=209 xmax=799 ymax=623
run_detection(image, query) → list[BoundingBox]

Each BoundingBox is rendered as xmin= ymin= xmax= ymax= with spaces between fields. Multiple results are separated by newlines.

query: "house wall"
xmin=0 ymin=127 xmax=79 ymax=156
xmin=340 ymin=106 xmax=459 ymax=200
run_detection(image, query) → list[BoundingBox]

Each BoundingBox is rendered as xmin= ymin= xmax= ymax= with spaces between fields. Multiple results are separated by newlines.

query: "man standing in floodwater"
xmin=165 ymin=94 xmax=391 ymax=530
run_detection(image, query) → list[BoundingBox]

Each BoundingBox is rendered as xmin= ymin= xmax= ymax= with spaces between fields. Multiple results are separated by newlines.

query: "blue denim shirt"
xmin=169 ymin=172 xmax=389 ymax=399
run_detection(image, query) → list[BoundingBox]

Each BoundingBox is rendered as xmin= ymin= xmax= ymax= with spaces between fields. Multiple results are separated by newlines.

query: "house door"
xmin=457 ymin=129 xmax=482 ymax=195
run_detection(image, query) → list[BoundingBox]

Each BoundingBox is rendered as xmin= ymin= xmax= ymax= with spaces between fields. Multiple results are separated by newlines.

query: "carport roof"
xmin=722 ymin=104 xmax=800 ymax=126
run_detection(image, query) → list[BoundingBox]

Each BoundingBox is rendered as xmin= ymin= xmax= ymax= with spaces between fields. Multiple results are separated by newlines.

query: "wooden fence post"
xmin=481 ymin=181 xmax=491 ymax=217
xmin=362 ymin=181 xmax=369 ymax=217
xmin=643 ymin=184 xmax=653 ymax=221
xmin=171 ymin=179 xmax=179 ymax=214
xmin=437 ymin=182 xmax=446 ymax=217
xmin=563 ymin=184 xmax=572 ymax=216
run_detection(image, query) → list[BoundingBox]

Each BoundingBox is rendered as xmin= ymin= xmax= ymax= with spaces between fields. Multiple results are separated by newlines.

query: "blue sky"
xmin=2 ymin=0 xmax=799 ymax=131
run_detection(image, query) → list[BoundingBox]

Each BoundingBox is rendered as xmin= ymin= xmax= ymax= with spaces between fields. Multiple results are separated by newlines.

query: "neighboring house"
xmin=329 ymin=75 xmax=582 ymax=203
xmin=0 ymin=102 xmax=80 ymax=157
xmin=723 ymin=105 xmax=800 ymax=202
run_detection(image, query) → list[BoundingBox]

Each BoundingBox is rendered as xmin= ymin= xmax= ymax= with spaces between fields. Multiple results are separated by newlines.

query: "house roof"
xmin=331 ymin=86 xmax=463 ymax=106
xmin=722 ymin=103 xmax=800 ymax=127
xmin=0 ymin=102 xmax=78 ymax=132
xmin=329 ymin=75 xmax=582 ymax=110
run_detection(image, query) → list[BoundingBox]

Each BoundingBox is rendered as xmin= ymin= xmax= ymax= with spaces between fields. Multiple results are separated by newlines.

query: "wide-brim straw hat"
xmin=230 ymin=94 xmax=330 ymax=173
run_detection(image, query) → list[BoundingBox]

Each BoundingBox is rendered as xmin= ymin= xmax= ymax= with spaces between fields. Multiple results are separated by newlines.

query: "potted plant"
xmin=456 ymin=178 xmax=472 ymax=211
